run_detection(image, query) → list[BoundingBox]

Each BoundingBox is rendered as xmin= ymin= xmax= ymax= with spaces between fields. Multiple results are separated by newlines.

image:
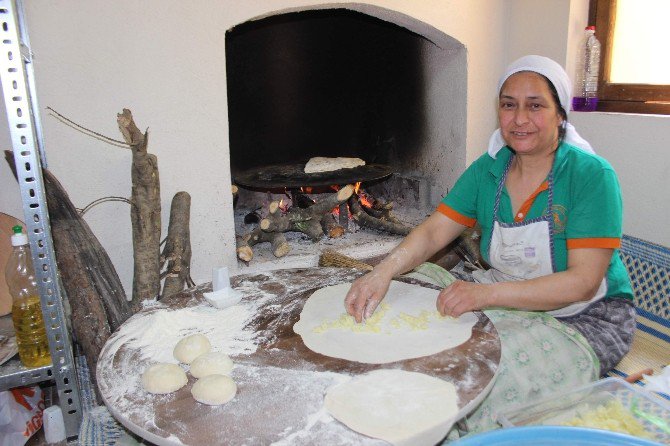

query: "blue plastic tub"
xmin=452 ymin=426 xmax=663 ymax=446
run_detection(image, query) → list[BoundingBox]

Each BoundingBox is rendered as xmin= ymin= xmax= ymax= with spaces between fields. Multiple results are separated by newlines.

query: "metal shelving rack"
xmin=0 ymin=0 xmax=82 ymax=438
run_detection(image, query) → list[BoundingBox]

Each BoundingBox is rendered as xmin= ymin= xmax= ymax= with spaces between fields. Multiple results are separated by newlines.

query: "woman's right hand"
xmin=344 ymin=270 xmax=393 ymax=323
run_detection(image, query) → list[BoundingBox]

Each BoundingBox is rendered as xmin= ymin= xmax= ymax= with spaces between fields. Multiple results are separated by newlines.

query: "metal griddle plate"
xmin=233 ymin=163 xmax=394 ymax=189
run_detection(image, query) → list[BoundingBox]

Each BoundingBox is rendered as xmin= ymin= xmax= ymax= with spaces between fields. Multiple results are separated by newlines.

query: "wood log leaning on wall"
xmin=160 ymin=191 xmax=193 ymax=298
xmin=116 ymin=109 xmax=162 ymax=312
xmin=4 ymin=150 xmax=132 ymax=401
xmin=45 ymin=107 xmax=194 ymax=303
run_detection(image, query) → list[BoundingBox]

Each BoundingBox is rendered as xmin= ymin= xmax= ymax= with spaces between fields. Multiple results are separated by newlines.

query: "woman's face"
xmin=498 ymin=71 xmax=563 ymax=156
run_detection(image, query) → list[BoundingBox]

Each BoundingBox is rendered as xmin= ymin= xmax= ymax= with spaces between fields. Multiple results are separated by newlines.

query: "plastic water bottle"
xmin=572 ymin=26 xmax=601 ymax=112
xmin=5 ymin=225 xmax=51 ymax=367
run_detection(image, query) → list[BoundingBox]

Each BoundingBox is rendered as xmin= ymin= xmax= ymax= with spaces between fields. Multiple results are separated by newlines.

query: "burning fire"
xmin=331 ymin=182 xmax=372 ymax=218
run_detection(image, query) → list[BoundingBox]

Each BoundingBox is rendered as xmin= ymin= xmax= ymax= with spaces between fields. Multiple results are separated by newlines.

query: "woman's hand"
xmin=344 ymin=212 xmax=468 ymax=323
xmin=436 ymin=281 xmax=491 ymax=317
xmin=344 ymin=271 xmax=392 ymax=323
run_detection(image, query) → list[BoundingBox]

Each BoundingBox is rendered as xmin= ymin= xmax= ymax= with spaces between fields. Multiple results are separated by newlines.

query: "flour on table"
xmin=97 ymin=304 xmax=256 ymax=423
xmin=109 ymin=305 xmax=256 ymax=365
xmin=304 ymin=157 xmax=365 ymax=173
xmin=324 ymin=369 xmax=459 ymax=445
xmin=293 ymin=281 xmax=477 ymax=364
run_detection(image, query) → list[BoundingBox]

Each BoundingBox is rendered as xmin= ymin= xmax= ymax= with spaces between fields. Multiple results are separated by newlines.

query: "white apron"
xmin=472 ymin=156 xmax=606 ymax=317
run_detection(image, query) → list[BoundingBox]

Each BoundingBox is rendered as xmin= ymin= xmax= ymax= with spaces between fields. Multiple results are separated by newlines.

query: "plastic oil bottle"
xmin=5 ymin=225 xmax=51 ymax=367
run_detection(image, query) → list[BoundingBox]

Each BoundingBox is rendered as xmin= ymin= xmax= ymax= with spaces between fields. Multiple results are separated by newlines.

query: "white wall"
xmin=572 ymin=113 xmax=670 ymax=247
xmin=0 ymin=0 xmax=506 ymax=295
xmin=506 ymin=0 xmax=571 ymax=64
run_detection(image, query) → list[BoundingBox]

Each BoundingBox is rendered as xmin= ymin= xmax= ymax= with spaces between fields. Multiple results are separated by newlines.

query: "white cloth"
xmin=487 ymin=55 xmax=596 ymax=159
xmin=643 ymin=365 xmax=670 ymax=395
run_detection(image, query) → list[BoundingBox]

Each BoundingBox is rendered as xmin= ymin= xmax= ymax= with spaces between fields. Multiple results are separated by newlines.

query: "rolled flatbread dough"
xmin=325 ymin=369 xmax=459 ymax=445
xmin=293 ymin=280 xmax=477 ymax=364
xmin=304 ymin=156 xmax=365 ymax=173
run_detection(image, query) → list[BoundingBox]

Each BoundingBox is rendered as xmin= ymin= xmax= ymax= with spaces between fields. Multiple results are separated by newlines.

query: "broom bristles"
xmin=319 ymin=249 xmax=374 ymax=271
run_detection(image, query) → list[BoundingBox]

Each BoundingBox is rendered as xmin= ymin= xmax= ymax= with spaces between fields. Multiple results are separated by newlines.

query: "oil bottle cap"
xmin=10 ymin=225 xmax=28 ymax=246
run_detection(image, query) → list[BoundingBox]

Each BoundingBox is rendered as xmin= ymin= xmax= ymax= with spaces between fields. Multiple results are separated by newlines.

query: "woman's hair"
xmin=538 ymin=73 xmax=568 ymax=142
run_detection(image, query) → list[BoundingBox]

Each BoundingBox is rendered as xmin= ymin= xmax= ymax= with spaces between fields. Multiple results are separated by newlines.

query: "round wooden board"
xmin=97 ymin=268 xmax=501 ymax=445
xmin=0 ymin=212 xmax=25 ymax=316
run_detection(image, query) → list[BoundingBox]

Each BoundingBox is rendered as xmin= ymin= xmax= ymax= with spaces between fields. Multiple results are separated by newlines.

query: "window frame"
xmin=590 ymin=0 xmax=670 ymax=115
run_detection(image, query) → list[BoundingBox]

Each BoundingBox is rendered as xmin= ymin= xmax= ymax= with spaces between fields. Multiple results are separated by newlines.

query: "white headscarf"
xmin=487 ymin=55 xmax=596 ymax=158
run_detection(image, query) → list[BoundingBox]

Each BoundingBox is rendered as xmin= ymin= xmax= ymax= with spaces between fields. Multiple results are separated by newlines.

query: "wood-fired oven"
xmin=225 ymin=6 xmax=467 ymax=271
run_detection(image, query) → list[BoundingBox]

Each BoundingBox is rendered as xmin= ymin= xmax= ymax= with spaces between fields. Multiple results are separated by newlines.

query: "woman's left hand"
xmin=436 ymin=281 xmax=491 ymax=317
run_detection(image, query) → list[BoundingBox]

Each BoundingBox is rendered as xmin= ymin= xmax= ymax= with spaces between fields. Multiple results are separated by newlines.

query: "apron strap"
xmin=492 ymin=154 xmax=556 ymax=223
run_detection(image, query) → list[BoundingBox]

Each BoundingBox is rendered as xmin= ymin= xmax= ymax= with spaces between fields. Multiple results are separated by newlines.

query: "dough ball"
xmin=189 ymin=352 xmax=234 ymax=378
xmin=141 ymin=363 xmax=187 ymax=394
xmin=173 ymin=333 xmax=211 ymax=364
xmin=191 ymin=374 xmax=237 ymax=406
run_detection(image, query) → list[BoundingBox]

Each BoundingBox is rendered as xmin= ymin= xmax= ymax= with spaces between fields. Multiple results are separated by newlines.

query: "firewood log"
xmin=291 ymin=190 xmax=316 ymax=209
xmin=321 ymin=214 xmax=345 ymax=238
xmin=260 ymin=185 xmax=354 ymax=241
xmin=160 ymin=191 xmax=192 ymax=298
xmin=348 ymin=196 xmax=413 ymax=235
xmin=117 ymin=109 xmax=161 ymax=311
xmin=338 ymin=202 xmax=349 ymax=227
xmin=368 ymin=199 xmax=403 ymax=225
xmin=236 ymin=227 xmax=290 ymax=262
xmin=232 ymin=184 xmax=238 ymax=209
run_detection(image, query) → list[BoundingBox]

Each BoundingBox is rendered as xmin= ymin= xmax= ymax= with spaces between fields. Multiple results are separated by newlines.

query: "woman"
xmin=344 ymin=55 xmax=636 ymax=433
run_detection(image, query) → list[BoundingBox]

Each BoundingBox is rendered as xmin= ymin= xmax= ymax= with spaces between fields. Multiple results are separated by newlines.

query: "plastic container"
xmin=43 ymin=405 xmax=67 ymax=446
xmin=572 ymin=25 xmax=601 ymax=112
xmin=5 ymin=225 xmax=51 ymax=367
xmin=498 ymin=377 xmax=670 ymax=445
xmin=452 ymin=426 xmax=663 ymax=446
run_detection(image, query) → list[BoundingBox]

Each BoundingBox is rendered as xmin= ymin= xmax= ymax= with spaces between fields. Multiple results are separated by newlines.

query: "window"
xmin=590 ymin=0 xmax=670 ymax=114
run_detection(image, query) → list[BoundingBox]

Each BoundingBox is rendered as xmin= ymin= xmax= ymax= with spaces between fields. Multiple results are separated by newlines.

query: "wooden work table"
xmin=97 ymin=267 xmax=501 ymax=445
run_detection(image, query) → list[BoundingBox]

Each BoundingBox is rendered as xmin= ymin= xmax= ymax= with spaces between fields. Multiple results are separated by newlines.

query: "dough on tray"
xmin=191 ymin=374 xmax=237 ymax=406
xmin=141 ymin=363 xmax=188 ymax=394
xmin=304 ymin=156 xmax=365 ymax=173
xmin=189 ymin=352 xmax=234 ymax=378
xmin=324 ymin=369 xmax=459 ymax=446
xmin=293 ymin=280 xmax=477 ymax=364
xmin=173 ymin=333 xmax=211 ymax=364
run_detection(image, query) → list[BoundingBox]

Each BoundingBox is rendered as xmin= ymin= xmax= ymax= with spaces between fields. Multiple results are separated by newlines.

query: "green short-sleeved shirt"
xmin=438 ymin=143 xmax=633 ymax=300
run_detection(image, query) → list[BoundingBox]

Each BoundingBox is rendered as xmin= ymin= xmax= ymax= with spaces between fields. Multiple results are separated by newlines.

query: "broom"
xmin=318 ymin=249 xmax=374 ymax=271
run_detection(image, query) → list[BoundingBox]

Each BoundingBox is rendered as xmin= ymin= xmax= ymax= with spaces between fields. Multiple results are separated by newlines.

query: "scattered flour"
xmin=95 ymin=269 xmax=498 ymax=445
xmin=121 ymin=305 xmax=256 ymax=363
xmin=97 ymin=303 xmax=258 ymax=434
